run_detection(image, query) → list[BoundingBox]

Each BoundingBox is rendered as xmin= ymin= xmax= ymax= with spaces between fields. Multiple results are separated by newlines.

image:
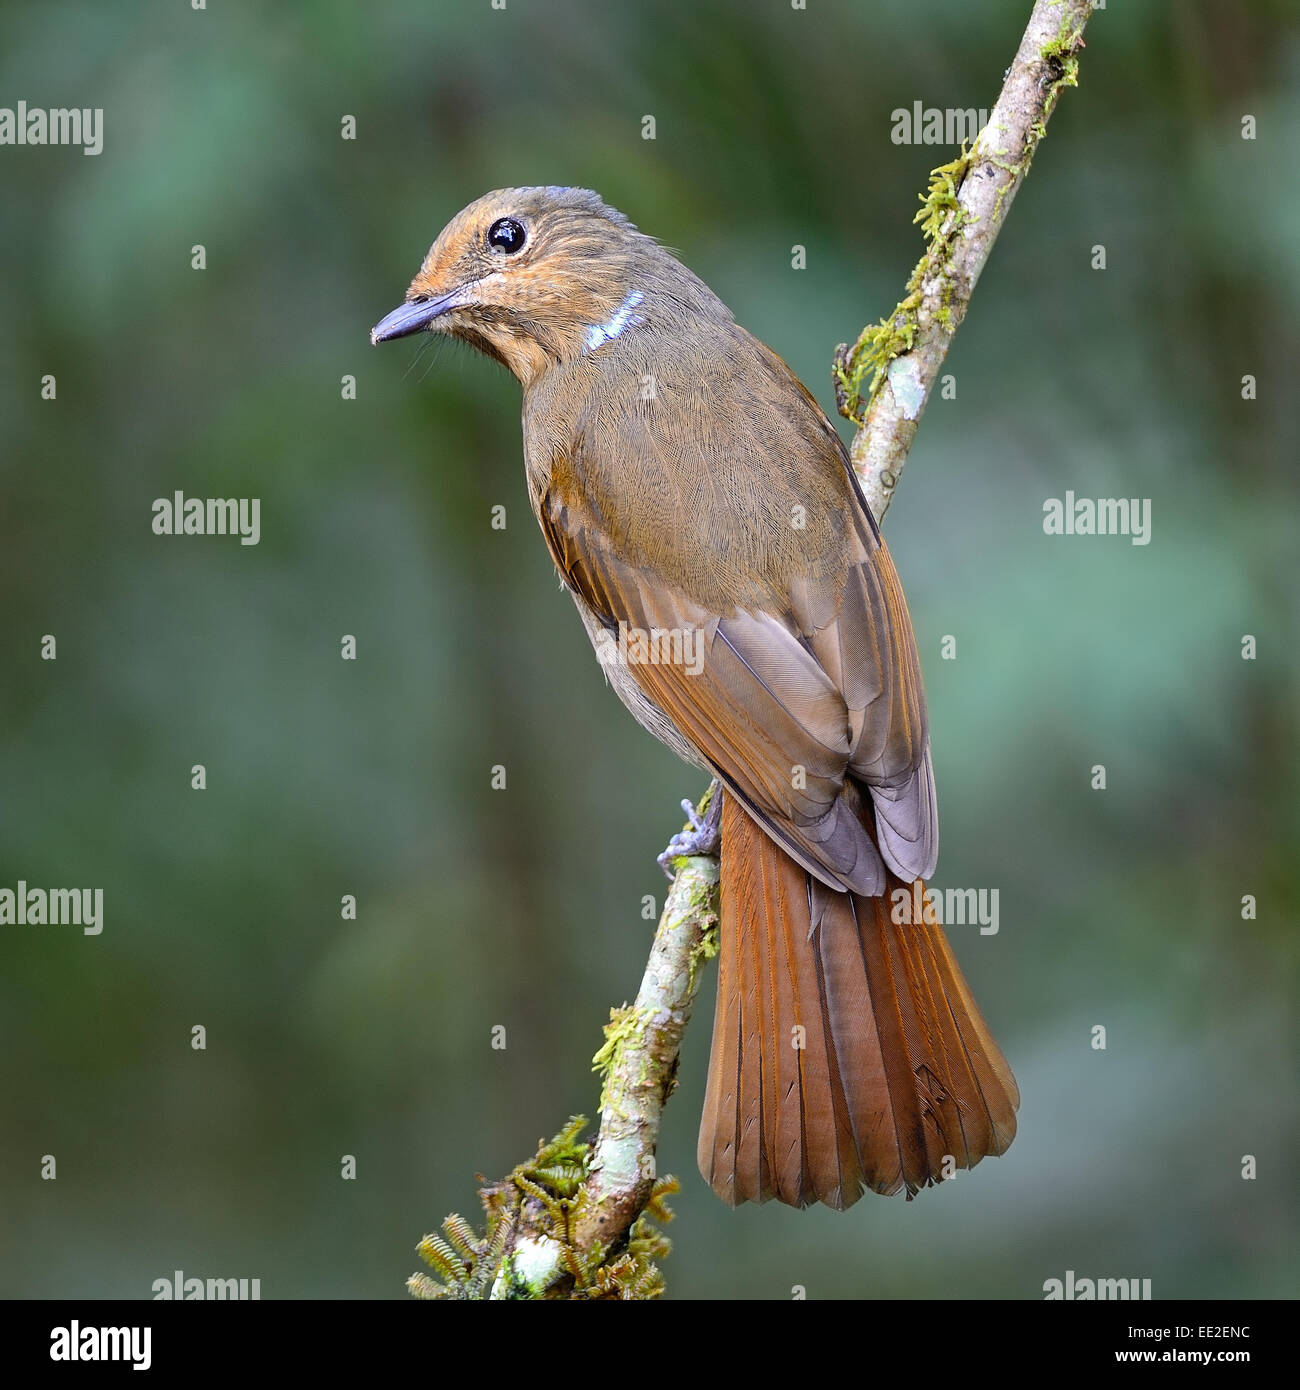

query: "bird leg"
xmin=657 ymin=787 xmax=723 ymax=879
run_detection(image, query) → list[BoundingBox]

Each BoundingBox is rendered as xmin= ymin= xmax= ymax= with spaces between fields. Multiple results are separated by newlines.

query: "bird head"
xmin=371 ymin=186 xmax=665 ymax=386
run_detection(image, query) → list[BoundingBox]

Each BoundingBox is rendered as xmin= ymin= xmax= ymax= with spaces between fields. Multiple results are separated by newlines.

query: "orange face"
xmin=371 ymin=186 xmax=647 ymax=385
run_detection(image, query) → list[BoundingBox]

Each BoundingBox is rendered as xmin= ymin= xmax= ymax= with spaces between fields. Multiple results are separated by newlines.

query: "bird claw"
xmin=657 ymin=790 xmax=722 ymax=879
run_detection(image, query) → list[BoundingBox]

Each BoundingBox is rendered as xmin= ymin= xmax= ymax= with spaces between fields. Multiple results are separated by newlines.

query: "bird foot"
xmin=657 ymin=791 xmax=722 ymax=879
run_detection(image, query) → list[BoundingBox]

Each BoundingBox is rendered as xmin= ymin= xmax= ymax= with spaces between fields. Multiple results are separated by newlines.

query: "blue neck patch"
xmin=583 ymin=290 xmax=645 ymax=351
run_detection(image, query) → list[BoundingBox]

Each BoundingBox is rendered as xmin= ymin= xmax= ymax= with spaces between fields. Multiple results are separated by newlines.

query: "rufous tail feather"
xmin=698 ymin=793 xmax=1019 ymax=1209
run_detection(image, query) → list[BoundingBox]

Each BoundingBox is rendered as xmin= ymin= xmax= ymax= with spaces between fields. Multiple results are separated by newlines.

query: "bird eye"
xmin=487 ymin=217 xmax=527 ymax=254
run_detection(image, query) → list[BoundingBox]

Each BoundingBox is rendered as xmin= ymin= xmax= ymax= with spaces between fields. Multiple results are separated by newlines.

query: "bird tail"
xmin=698 ymin=793 xmax=1019 ymax=1209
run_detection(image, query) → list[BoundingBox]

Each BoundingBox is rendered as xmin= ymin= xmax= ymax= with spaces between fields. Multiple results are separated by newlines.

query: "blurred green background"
xmin=1 ymin=0 xmax=1296 ymax=1300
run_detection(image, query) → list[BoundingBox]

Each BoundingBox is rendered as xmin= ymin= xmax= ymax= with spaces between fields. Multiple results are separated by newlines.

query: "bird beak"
xmin=370 ymin=289 xmax=464 ymax=345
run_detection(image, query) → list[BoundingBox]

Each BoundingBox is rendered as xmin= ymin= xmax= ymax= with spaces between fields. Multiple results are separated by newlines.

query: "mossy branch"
xmin=834 ymin=0 xmax=1093 ymax=521
xmin=412 ymin=0 xmax=1093 ymax=1300
xmin=408 ymin=811 xmax=718 ymax=1300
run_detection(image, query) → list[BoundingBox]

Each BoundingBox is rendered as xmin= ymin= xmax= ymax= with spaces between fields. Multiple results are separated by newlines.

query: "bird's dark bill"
xmin=370 ymin=292 xmax=460 ymax=344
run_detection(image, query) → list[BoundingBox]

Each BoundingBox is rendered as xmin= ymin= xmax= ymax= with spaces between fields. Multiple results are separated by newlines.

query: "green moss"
xmin=1038 ymin=9 xmax=1085 ymax=129
xmin=408 ymin=1117 xmax=679 ymax=1300
xmin=591 ymin=1004 xmax=657 ymax=1079
xmin=834 ymin=10 xmax=1087 ymax=426
xmin=834 ymin=149 xmax=971 ymax=425
xmin=687 ymin=904 xmax=720 ymax=991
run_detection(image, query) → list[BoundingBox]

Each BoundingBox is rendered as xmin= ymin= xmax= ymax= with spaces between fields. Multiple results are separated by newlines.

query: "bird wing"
xmin=534 ymin=446 xmax=936 ymax=893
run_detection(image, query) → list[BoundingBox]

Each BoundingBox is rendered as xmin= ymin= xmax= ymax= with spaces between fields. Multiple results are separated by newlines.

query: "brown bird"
xmin=372 ymin=187 xmax=1018 ymax=1209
